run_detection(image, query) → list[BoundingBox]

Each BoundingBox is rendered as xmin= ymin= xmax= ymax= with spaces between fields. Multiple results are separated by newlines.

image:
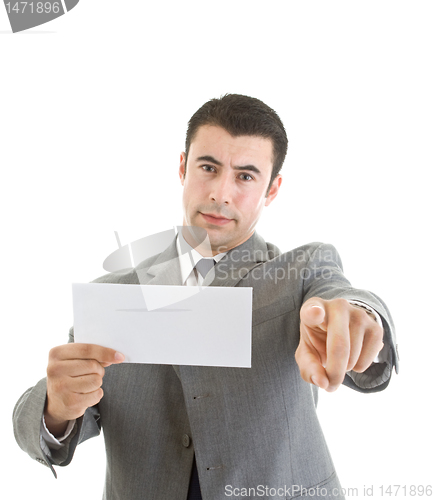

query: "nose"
xmin=210 ymin=173 xmax=232 ymax=205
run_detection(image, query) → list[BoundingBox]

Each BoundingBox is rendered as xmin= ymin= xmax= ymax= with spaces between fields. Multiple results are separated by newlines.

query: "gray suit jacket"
xmin=13 ymin=232 xmax=398 ymax=500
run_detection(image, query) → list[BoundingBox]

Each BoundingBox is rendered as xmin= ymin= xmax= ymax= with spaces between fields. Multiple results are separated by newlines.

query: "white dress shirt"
xmin=176 ymin=229 xmax=227 ymax=286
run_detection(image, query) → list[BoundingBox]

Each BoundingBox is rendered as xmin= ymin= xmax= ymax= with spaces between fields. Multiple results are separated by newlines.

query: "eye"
xmin=239 ymin=173 xmax=254 ymax=181
xmin=201 ymin=165 xmax=216 ymax=172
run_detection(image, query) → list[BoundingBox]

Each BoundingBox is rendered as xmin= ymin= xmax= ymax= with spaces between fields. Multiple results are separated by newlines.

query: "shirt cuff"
xmin=347 ymin=299 xmax=386 ymax=363
xmin=40 ymin=415 xmax=76 ymax=451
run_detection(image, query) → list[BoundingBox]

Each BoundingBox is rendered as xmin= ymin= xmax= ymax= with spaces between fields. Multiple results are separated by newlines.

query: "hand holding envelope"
xmin=44 ymin=343 xmax=125 ymax=437
xmin=45 ymin=279 xmax=252 ymax=436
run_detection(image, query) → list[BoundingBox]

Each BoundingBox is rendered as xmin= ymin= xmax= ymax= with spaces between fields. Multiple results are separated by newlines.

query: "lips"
xmin=200 ymin=213 xmax=233 ymax=226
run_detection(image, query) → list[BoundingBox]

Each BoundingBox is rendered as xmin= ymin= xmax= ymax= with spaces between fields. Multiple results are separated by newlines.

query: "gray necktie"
xmin=187 ymin=259 xmax=215 ymax=500
xmin=195 ymin=258 xmax=216 ymax=278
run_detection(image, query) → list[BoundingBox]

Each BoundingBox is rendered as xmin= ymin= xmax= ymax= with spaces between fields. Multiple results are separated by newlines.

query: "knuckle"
xmin=372 ymin=324 xmax=384 ymax=340
xmin=78 ymin=374 xmax=103 ymax=393
xmin=90 ymin=374 xmax=103 ymax=389
xmin=297 ymin=365 xmax=310 ymax=383
xmin=48 ymin=345 xmax=61 ymax=360
xmin=91 ymin=359 xmax=105 ymax=376
xmin=332 ymin=298 xmax=348 ymax=310
xmin=350 ymin=310 xmax=365 ymax=327
xmin=294 ymin=353 xmax=314 ymax=383
xmin=92 ymin=388 xmax=104 ymax=404
xmin=46 ymin=362 xmax=56 ymax=378
xmin=336 ymin=298 xmax=348 ymax=306
xmin=364 ymin=324 xmax=383 ymax=345
xmin=46 ymin=360 xmax=62 ymax=379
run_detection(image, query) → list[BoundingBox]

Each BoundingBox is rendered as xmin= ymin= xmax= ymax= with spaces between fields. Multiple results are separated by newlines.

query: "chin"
xmin=208 ymin=235 xmax=236 ymax=254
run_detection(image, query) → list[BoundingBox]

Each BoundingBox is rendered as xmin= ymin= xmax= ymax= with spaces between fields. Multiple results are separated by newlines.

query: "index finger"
xmin=324 ymin=309 xmax=350 ymax=392
xmin=50 ymin=343 xmax=125 ymax=366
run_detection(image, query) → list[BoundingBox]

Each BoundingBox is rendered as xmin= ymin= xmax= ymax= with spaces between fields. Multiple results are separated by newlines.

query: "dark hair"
xmin=184 ymin=94 xmax=288 ymax=191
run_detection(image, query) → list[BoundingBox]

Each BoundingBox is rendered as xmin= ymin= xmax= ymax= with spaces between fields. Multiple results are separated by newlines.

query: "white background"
xmin=1 ymin=1 xmax=432 ymax=499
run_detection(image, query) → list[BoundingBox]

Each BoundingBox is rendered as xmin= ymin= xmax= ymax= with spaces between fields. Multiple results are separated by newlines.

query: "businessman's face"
xmin=179 ymin=125 xmax=282 ymax=255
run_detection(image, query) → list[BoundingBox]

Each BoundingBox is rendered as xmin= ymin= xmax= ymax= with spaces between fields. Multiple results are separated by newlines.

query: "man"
xmin=13 ymin=94 xmax=398 ymax=500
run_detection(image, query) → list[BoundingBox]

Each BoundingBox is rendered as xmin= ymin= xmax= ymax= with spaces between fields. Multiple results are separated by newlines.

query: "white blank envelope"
xmin=72 ymin=283 xmax=252 ymax=367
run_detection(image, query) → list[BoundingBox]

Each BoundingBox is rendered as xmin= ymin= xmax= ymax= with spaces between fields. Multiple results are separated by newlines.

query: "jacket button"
xmin=182 ymin=434 xmax=191 ymax=448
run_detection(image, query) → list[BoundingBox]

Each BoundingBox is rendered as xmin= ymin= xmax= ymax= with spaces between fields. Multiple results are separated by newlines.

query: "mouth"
xmin=200 ymin=212 xmax=234 ymax=226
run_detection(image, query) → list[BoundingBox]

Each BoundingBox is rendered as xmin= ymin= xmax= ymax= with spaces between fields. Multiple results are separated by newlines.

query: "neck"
xmin=180 ymin=226 xmax=255 ymax=257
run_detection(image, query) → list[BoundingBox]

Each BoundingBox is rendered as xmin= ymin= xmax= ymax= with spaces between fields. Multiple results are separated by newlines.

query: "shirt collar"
xmin=176 ymin=229 xmax=227 ymax=284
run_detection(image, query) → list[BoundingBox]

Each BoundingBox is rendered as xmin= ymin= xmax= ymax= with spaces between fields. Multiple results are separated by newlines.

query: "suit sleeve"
xmin=12 ymin=326 xmax=102 ymax=478
xmin=301 ymin=243 xmax=399 ymax=393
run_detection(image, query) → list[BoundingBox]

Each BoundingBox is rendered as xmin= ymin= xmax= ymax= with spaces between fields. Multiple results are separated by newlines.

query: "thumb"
xmin=300 ymin=300 xmax=326 ymax=329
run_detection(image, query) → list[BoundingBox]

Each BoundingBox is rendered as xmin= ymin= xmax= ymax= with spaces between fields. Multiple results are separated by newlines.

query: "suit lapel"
xmin=137 ymin=238 xmax=183 ymax=286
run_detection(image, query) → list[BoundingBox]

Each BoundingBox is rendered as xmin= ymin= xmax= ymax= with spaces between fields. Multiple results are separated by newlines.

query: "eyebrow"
xmin=195 ymin=155 xmax=262 ymax=175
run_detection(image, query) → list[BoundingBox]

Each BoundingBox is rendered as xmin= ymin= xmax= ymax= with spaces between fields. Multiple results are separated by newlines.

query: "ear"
xmin=264 ymin=175 xmax=282 ymax=206
xmin=179 ymin=152 xmax=186 ymax=186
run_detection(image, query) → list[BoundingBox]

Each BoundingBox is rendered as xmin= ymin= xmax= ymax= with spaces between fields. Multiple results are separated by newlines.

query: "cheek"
xmin=185 ymin=177 xmax=203 ymax=197
xmin=183 ymin=181 xmax=202 ymax=213
xmin=238 ymin=191 xmax=265 ymax=213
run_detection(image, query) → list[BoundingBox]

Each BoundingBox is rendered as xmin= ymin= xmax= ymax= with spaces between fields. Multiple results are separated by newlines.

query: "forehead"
xmin=189 ymin=125 xmax=274 ymax=168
